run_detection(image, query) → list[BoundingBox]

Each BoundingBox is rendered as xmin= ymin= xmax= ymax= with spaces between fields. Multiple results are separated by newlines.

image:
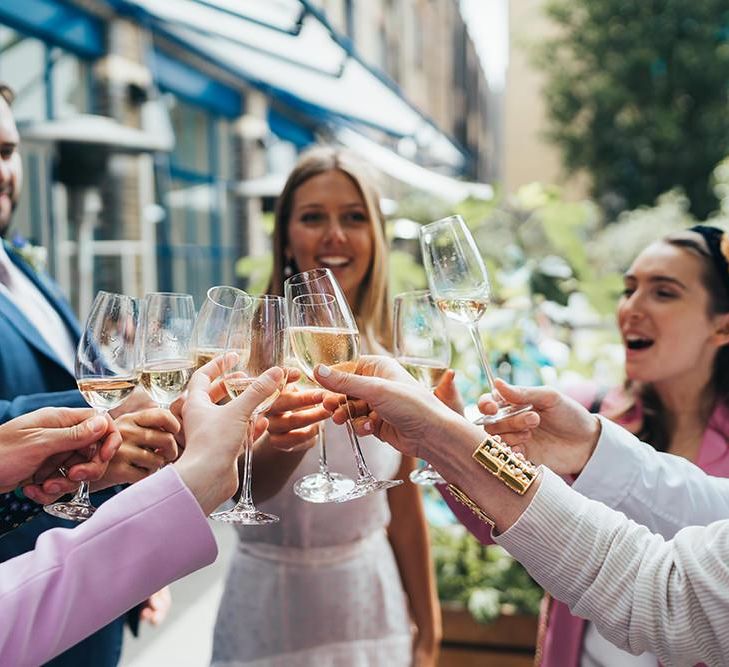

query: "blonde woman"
xmin=211 ymin=147 xmax=441 ymax=666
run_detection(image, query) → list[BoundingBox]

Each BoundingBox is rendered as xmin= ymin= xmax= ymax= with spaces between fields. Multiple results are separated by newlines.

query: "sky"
xmin=459 ymin=0 xmax=509 ymax=90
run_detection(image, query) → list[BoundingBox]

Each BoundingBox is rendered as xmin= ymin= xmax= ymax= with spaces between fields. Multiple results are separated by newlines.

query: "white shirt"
xmin=495 ymin=420 xmax=729 ymax=666
xmin=0 ymin=244 xmax=76 ymax=373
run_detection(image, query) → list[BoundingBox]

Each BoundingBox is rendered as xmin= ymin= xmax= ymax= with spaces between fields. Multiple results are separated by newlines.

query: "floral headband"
xmin=689 ymin=225 xmax=729 ymax=289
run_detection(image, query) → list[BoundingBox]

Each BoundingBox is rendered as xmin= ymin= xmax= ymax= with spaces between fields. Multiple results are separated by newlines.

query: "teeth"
xmin=318 ymin=256 xmax=350 ymax=267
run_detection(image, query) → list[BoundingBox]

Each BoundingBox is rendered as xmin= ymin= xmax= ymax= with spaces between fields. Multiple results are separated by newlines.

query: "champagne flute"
xmin=45 ymin=291 xmax=141 ymax=521
xmin=211 ymin=295 xmax=289 ymax=524
xmin=140 ymin=293 xmax=196 ymax=409
xmin=393 ymin=289 xmax=449 ymax=485
xmin=191 ymin=286 xmax=248 ymax=369
xmin=286 ymin=268 xmax=402 ymax=501
xmin=419 ymin=215 xmax=532 ymax=424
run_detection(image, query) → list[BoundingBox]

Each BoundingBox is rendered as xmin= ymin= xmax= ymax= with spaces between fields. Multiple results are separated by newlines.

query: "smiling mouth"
xmin=625 ymin=336 xmax=654 ymax=350
xmin=316 ymin=256 xmax=352 ymax=268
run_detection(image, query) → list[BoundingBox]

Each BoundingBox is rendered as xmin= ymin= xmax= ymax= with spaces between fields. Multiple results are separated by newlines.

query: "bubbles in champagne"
xmin=141 ymin=360 xmax=194 ymax=406
xmin=435 ymin=297 xmax=489 ymax=324
xmin=77 ymin=377 xmax=138 ymax=411
xmin=193 ymin=348 xmax=223 ymax=370
xmin=288 ymin=327 xmax=360 ymax=382
xmin=223 ymin=375 xmax=281 ymax=414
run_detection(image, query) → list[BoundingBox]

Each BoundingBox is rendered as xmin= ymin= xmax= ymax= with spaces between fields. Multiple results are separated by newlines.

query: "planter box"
xmin=439 ymin=603 xmax=538 ymax=667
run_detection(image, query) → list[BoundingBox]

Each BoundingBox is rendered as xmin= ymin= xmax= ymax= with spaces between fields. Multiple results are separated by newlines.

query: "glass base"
xmin=44 ymin=500 xmax=96 ymax=522
xmin=334 ymin=477 xmax=403 ymax=502
xmin=475 ymin=402 xmax=533 ymax=426
xmin=409 ymin=464 xmax=445 ymax=486
xmin=294 ymin=472 xmax=355 ymax=503
xmin=210 ymin=507 xmax=279 ymax=525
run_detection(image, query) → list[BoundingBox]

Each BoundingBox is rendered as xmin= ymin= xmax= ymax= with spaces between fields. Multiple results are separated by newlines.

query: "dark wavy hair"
xmin=616 ymin=230 xmax=729 ymax=451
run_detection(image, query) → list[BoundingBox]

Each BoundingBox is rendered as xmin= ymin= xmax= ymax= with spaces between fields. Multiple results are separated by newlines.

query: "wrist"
xmin=174 ymin=454 xmax=236 ymax=515
xmin=576 ymin=414 xmax=602 ymax=475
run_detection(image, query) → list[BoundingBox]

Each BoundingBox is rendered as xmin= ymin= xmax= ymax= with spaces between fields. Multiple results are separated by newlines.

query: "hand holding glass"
xmin=45 ymin=291 xmax=140 ymax=521
xmin=419 ymin=215 xmax=531 ymax=424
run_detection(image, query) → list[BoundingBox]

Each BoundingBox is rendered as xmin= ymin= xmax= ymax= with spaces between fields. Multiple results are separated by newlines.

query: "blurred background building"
xmin=0 ymin=0 xmax=493 ymax=317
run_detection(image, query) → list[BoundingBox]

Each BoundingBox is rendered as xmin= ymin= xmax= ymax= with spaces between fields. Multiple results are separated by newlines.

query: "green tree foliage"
xmin=536 ymin=0 xmax=729 ymax=218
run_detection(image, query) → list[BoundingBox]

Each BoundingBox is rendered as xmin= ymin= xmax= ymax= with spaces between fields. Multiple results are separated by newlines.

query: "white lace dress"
xmin=211 ymin=420 xmax=412 ymax=667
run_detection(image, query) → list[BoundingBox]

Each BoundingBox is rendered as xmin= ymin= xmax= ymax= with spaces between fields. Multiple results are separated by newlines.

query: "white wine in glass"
xmin=140 ymin=292 xmax=196 ymax=409
xmin=420 ymin=215 xmax=532 ymax=424
xmin=287 ymin=268 xmax=402 ymax=502
xmin=393 ymin=290 xmax=450 ymax=485
xmin=210 ymin=295 xmax=289 ymax=525
xmin=45 ymin=291 xmax=140 ymax=522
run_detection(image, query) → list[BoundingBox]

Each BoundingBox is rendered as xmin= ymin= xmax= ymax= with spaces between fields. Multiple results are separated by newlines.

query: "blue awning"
xmin=104 ymin=0 xmax=467 ymax=172
xmin=0 ymin=0 xmax=104 ymax=58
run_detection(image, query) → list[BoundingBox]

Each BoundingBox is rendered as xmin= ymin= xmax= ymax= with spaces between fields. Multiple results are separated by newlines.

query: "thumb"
xmin=314 ymin=364 xmax=382 ymax=402
xmin=48 ymin=414 xmax=110 ymax=455
xmin=230 ymin=367 xmax=285 ymax=418
xmin=493 ymin=379 xmax=554 ymax=408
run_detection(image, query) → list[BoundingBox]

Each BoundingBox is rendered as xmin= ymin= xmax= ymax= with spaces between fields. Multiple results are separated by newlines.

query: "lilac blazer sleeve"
xmin=0 ymin=466 xmax=217 ymax=666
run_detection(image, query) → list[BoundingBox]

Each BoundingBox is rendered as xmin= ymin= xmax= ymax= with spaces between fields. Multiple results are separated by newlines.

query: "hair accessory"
xmin=689 ymin=225 xmax=729 ymax=289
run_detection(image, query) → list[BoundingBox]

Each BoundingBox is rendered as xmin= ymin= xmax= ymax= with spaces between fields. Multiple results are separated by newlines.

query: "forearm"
xmin=0 ymin=467 xmax=216 ymax=665
xmin=495 ymin=468 xmax=729 ymax=665
xmin=574 ymin=417 xmax=729 ymax=537
xmin=249 ymin=433 xmax=307 ymax=502
xmin=387 ymin=459 xmax=442 ymax=652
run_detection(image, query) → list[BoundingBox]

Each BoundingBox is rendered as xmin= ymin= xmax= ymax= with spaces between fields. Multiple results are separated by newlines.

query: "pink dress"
xmin=442 ymin=388 xmax=729 ymax=667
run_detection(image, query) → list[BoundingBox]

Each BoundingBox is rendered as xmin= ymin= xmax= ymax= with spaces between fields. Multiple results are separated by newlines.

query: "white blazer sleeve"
xmin=496 ymin=468 xmax=729 ymax=666
xmin=572 ymin=416 xmax=729 ymax=537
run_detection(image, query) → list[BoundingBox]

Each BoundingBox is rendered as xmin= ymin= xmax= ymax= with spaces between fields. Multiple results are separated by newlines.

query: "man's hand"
xmin=0 ymin=408 xmax=121 ymax=502
xmin=478 ymin=379 xmax=602 ymax=475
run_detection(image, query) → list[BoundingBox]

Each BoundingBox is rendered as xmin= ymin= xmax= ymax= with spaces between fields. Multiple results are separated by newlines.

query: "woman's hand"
xmin=263 ymin=380 xmax=329 ymax=453
xmin=478 ymin=379 xmax=602 ymax=476
xmin=434 ymin=369 xmax=464 ymax=415
xmin=318 ymin=355 xmax=482 ymax=466
xmin=140 ymin=586 xmax=172 ymax=626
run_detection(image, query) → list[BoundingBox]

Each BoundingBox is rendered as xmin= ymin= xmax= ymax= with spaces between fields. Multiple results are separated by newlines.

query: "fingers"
xmin=491 ymin=379 xmax=557 ymax=409
xmin=267 ymin=426 xmax=319 ymax=452
xmin=268 ymin=388 xmax=324 ymax=416
xmin=478 ymin=410 xmax=541 ymax=435
xmin=23 ymin=480 xmax=79 ymax=505
xmin=188 ymin=352 xmax=239 ymax=392
xmin=229 ymin=367 xmax=286 ymax=418
xmin=252 ymin=416 xmax=269 ymax=442
xmin=267 ymin=405 xmax=330 ymax=433
xmin=44 ymin=413 xmax=115 ymax=457
xmin=314 ymin=364 xmax=385 ymax=402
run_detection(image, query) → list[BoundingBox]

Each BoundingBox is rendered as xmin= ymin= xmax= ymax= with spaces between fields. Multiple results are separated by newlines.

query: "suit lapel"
xmin=5 ymin=244 xmax=81 ymax=341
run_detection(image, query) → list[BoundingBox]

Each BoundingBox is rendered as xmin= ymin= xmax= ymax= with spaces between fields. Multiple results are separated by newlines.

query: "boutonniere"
xmin=9 ymin=234 xmax=48 ymax=273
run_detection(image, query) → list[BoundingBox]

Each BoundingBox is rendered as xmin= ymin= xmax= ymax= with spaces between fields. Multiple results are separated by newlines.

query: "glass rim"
xmin=206 ymin=285 xmax=248 ymax=309
xmin=284 ymin=268 xmax=334 ymax=287
xmin=144 ymin=291 xmax=195 ymax=299
xmin=419 ymin=214 xmax=466 ymax=233
xmin=393 ymin=289 xmax=432 ymax=301
xmin=291 ymin=292 xmax=337 ymax=307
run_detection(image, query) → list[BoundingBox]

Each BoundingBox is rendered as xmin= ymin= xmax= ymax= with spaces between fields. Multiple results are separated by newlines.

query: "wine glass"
xmin=211 ymin=295 xmax=289 ymax=524
xmin=419 ymin=215 xmax=532 ymax=424
xmin=393 ymin=289 xmax=450 ymax=485
xmin=140 ymin=293 xmax=196 ymax=409
xmin=44 ymin=291 xmax=141 ymax=521
xmin=286 ymin=268 xmax=402 ymax=501
xmin=191 ymin=286 xmax=248 ymax=369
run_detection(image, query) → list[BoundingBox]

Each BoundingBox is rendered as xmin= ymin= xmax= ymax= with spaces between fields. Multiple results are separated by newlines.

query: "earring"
xmin=283 ymin=257 xmax=294 ymax=278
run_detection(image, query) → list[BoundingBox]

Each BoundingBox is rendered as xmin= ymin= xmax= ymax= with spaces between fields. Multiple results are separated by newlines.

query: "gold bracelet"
xmin=472 ymin=433 xmax=539 ymax=495
xmin=447 ymin=483 xmax=495 ymax=527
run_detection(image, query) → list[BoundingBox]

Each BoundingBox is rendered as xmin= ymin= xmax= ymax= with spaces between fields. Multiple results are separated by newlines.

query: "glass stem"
xmin=343 ymin=400 xmax=374 ymax=483
xmin=69 ymin=406 xmax=106 ymax=506
xmin=232 ymin=419 xmax=256 ymax=512
xmin=467 ymin=322 xmax=504 ymax=404
xmin=317 ymin=425 xmax=333 ymax=480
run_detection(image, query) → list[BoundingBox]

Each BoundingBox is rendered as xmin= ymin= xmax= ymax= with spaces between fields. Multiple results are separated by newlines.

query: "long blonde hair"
xmin=267 ymin=146 xmax=392 ymax=352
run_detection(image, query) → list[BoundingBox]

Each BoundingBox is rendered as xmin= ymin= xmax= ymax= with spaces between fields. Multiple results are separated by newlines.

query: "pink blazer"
xmin=0 ymin=466 xmax=217 ymax=666
xmin=442 ymin=391 xmax=729 ymax=667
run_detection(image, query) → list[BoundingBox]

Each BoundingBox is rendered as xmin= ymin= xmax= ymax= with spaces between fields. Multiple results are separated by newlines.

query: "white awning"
xmin=115 ymin=0 xmax=466 ymax=170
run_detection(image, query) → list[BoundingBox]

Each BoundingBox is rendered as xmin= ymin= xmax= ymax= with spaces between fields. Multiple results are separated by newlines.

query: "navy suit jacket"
xmin=0 ymin=244 xmax=85 ymax=419
xmin=0 ymin=246 xmax=130 ymax=666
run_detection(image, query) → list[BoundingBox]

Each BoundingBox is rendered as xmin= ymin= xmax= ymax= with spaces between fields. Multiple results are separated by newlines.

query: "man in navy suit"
xmin=0 ymin=84 xmax=177 ymax=666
